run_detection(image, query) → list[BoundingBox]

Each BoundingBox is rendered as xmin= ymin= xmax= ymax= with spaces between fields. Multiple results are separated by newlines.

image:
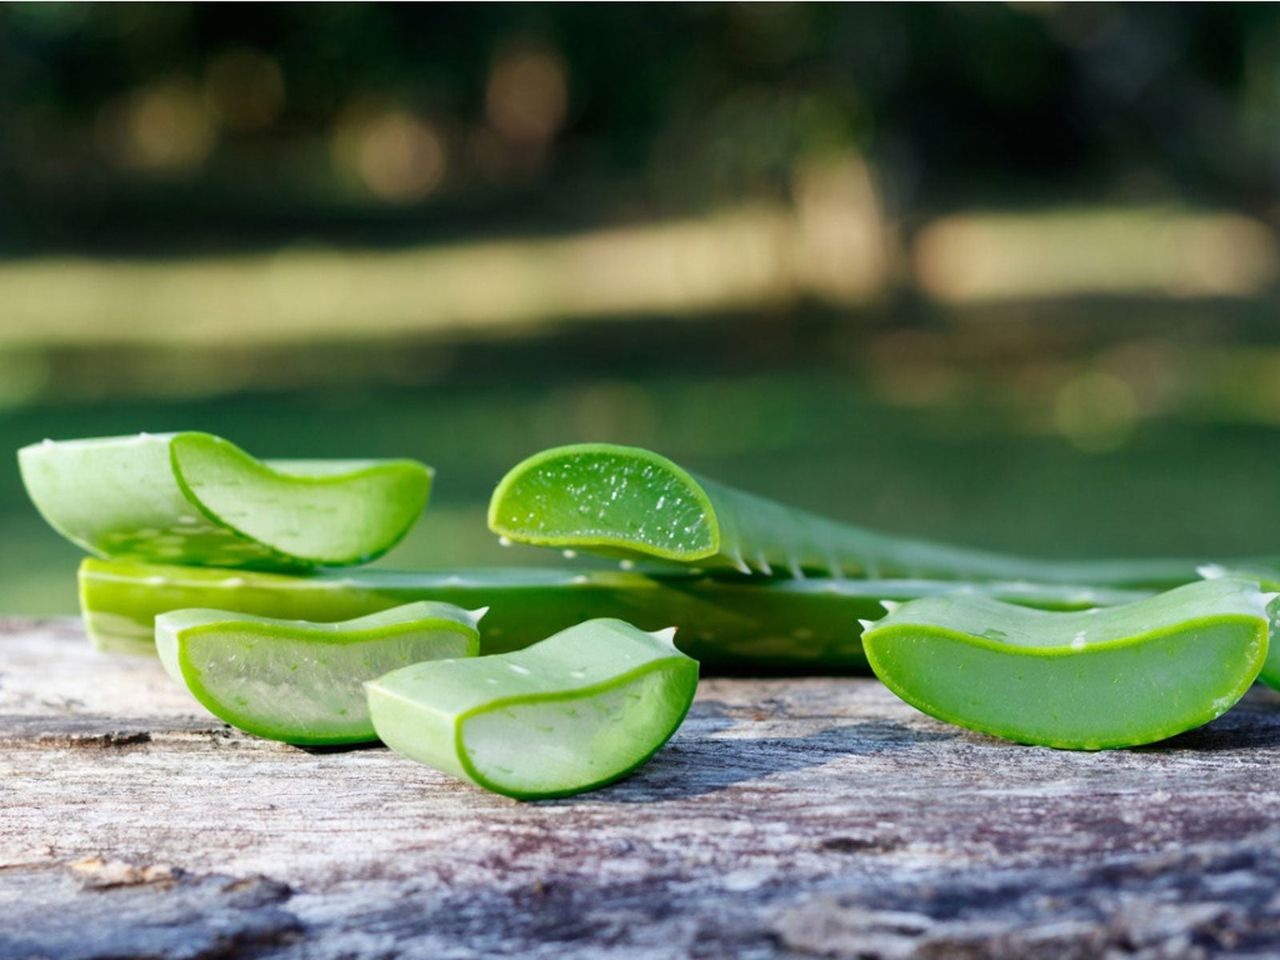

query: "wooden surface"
xmin=5 ymin=618 xmax=1280 ymax=959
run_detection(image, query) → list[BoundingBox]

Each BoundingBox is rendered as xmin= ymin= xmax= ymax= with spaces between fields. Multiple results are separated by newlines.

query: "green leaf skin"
xmin=1194 ymin=565 xmax=1280 ymax=692
xmin=367 ymin=618 xmax=698 ymax=800
xmin=861 ymin=579 xmax=1273 ymax=750
xmin=488 ymin=443 xmax=1264 ymax=588
xmin=18 ymin=432 xmax=431 ymax=570
xmin=79 ymin=557 xmax=1150 ymax=672
xmin=156 ymin=602 xmax=482 ymax=745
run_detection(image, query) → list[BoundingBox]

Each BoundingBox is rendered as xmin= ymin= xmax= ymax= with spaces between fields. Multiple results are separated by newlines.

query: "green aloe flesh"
xmin=488 ymin=443 xmax=1267 ymax=588
xmin=366 ymin=618 xmax=698 ymax=799
xmin=156 ymin=602 xmax=482 ymax=745
xmin=861 ymin=579 xmax=1273 ymax=750
xmin=1196 ymin=565 xmax=1280 ymax=691
xmin=79 ymin=557 xmax=1151 ymax=671
xmin=19 ymin=432 xmax=431 ymax=570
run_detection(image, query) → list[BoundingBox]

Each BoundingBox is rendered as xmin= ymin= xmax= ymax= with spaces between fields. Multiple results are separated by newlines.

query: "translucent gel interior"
xmin=493 ymin=451 xmax=713 ymax=554
xmin=186 ymin=626 xmax=471 ymax=740
xmin=460 ymin=666 xmax=688 ymax=793
xmin=175 ymin=435 xmax=424 ymax=562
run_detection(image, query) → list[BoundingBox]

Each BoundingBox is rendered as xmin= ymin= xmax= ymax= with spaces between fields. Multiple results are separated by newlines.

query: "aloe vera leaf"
xmin=78 ymin=556 xmax=1150 ymax=671
xmin=18 ymin=432 xmax=430 ymax=570
xmin=155 ymin=602 xmax=482 ymax=746
xmin=488 ymin=443 xmax=1258 ymax=588
xmin=860 ymin=578 xmax=1272 ymax=750
xmin=1196 ymin=564 xmax=1280 ymax=691
xmin=1260 ymin=621 xmax=1280 ymax=692
xmin=366 ymin=618 xmax=698 ymax=799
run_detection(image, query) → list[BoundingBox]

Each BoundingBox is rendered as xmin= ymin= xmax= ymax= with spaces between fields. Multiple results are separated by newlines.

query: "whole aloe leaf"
xmin=80 ymin=556 xmax=1150 ymax=672
xmin=489 ymin=443 xmax=1264 ymax=588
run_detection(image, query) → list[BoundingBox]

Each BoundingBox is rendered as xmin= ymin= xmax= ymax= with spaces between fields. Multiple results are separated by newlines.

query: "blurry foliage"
xmin=3 ymin=5 xmax=1280 ymax=615
xmin=3 ymin=4 xmax=1280 ymax=254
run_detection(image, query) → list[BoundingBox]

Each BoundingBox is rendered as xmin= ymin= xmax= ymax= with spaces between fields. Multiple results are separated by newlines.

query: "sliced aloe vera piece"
xmin=156 ymin=602 xmax=482 ymax=745
xmin=1194 ymin=564 xmax=1280 ymax=691
xmin=18 ymin=432 xmax=430 ymax=569
xmin=861 ymin=579 xmax=1272 ymax=750
xmin=79 ymin=556 xmax=1149 ymax=671
xmin=488 ymin=443 xmax=1258 ymax=587
xmin=367 ymin=618 xmax=697 ymax=799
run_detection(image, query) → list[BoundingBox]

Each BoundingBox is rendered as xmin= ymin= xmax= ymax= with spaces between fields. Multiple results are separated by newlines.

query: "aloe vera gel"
xmin=19 ymin=432 xmax=431 ymax=569
xmin=157 ymin=603 xmax=483 ymax=745
xmin=861 ymin=579 xmax=1272 ymax=750
xmin=367 ymin=618 xmax=698 ymax=799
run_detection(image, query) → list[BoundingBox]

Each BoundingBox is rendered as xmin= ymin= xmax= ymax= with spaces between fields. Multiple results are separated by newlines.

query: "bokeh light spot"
xmin=96 ymin=80 xmax=217 ymax=173
xmin=345 ymin=110 xmax=448 ymax=203
xmin=1054 ymin=371 xmax=1138 ymax=453
xmin=486 ymin=44 xmax=568 ymax=145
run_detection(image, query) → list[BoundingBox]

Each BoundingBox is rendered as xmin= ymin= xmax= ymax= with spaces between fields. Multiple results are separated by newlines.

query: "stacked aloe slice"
xmin=19 ymin=433 xmax=1280 ymax=797
xmin=17 ymin=433 xmax=702 ymax=798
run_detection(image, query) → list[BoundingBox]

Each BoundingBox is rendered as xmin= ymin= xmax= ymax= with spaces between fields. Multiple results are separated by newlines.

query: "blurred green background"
xmin=4 ymin=4 xmax=1280 ymax=612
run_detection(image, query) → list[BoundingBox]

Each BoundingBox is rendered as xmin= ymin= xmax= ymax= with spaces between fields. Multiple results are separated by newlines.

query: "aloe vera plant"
xmin=79 ymin=556 xmax=1149 ymax=670
xmin=489 ymin=443 xmax=1261 ymax=587
xmin=860 ymin=578 xmax=1272 ymax=750
xmin=19 ymin=432 xmax=430 ymax=570
xmin=156 ymin=602 xmax=482 ymax=745
xmin=367 ymin=618 xmax=698 ymax=799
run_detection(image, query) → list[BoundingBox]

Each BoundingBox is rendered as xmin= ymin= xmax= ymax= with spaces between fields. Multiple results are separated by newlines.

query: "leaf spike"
xmin=649 ymin=626 xmax=679 ymax=646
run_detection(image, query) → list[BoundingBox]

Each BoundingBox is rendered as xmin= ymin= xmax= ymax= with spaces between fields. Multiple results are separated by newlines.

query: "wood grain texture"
xmin=4 ymin=617 xmax=1280 ymax=959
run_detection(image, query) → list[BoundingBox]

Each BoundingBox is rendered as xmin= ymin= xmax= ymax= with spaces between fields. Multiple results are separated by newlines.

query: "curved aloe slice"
xmin=79 ymin=556 xmax=1149 ymax=670
xmin=488 ymin=443 xmax=1256 ymax=587
xmin=1195 ymin=564 xmax=1280 ymax=692
xmin=156 ymin=602 xmax=482 ymax=745
xmin=19 ymin=432 xmax=430 ymax=569
xmin=367 ymin=618 xmax=698 ymax=799
xmin=861 ymin=579 xmax=1272 ymax=750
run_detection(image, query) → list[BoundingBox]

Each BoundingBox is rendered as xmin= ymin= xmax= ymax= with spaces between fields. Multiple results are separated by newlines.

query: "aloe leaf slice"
xmin=155 ymin=602 xmax=482 ymax=745
xmin=861 ymin=578 xmax=1272 ymax=750
xmin=18 ymin=432 xmax=431 ymax=569
xmin=367 ymin=618 xmax=698 ymax=799
xmin=79 ymin=556 xmax=1149 ymax=671
xmin=488 ymin=443 xmax=1260 ymax=587
xmin=1196 ymin=564 xmax=1280 ymax=691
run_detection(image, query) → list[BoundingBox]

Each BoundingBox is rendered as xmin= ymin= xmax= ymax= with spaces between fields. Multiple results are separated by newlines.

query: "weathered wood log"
xmin=3 ymin=617 xmax=1280 ymax=958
